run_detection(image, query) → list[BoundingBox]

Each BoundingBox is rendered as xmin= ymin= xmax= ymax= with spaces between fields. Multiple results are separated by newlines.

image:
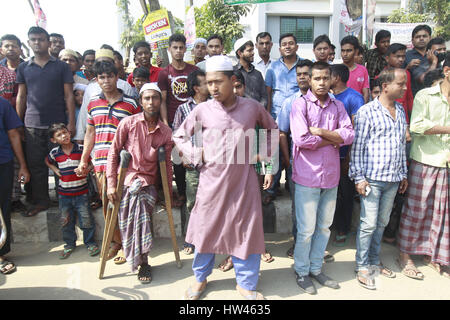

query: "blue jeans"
xmin=293 ymin=183 xmax=338 ymax=276
xmin=59 ymin=193 xmax=96 ymax=249
xmin=286 ymin=164 xmax=296 ymax=240
xmin=355 ymin=179 xmax=399 ymax=271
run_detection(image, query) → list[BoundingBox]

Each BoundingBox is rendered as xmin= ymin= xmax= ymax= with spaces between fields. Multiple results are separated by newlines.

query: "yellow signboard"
xmin=142 ymin=8 xmax=172 ymax=52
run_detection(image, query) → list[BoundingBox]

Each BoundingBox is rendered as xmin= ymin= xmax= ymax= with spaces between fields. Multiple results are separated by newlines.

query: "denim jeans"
xmin=286 ymin=164 xmax=296 ymax=240
xmin=355 ymin=179 xmax=399 ymax=271
xmin=293 ymin=183 xmax=338 ymax=276
xmin=59 ymin=193 xmax=96 ymax=248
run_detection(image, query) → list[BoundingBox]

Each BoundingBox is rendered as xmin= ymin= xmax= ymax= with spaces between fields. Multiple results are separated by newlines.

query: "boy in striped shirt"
xmin=76 ymin=60 xmax=141 ymax=264
xmin=45 ymin=123 xmax=99 ymax=259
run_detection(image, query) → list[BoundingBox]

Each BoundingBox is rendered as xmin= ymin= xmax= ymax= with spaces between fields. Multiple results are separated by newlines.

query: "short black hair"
xmin=132 ymin=41 xmax=150 ymax=54
xmin=279 ymin=33 xmax=297 ymax=45
xmin=0 ymin=34 xmax=21 ymax=47
xmin=82 ymin=49 xmax=96 ymax=60
xmin=207 ymin=34 xmax=223 ymax=45
xmin=100 ymin=44 xmax=114 ymax=51
xmin=113 ymin=50 xmax=123 ymax=61
xmin=133 ymin=66 xmax=150 ymax=79
xmin=386 ymin=43 xmax=407 ymax=56
xmin=330 ymin=44 xmax=336 ymax=51
xmin=94 ymin=60 xmax=118 ymax=76
xmin=27 ymin=26 xmax=49 ymax=40
xmin=233 ymin=69 xmax=245 ymax=86
xmin=187 ymin=69 xmax=206 ymax=97
xmin=426 ymin=37 xmax=446 ymax=51
xmin=424 ymin=69 xmax=444 ymax=87
xmin=375 ymin=30 xmax=391 ymax=44
xmin=48 ymin=123 xmax=68 ymax=140
xmin=330 ymin=64 xmax=350 ymax=83
xmin=412 ymin=24 xmax=432 ymax=38
xmin=49 ymin=33 xmax=64 ymax=39
xmin=370 ymin=78 xmax=381 ymax=91
xmin=313 ymin=35 xmax=331 ymax=49
xmin=256 ymin=32 xmax=272 ymax=42
xmin=340 ymin=35 xmax=359 ymax=49
xmin=169 ymin=33 xmax=186 ymax=46
xmin=356 ymin=45 xmax=365 ymax=55
xmin=310 ymin=61 xmax=331 ymax=77
xmin=296 ymin=59 xmax=313 ymax=70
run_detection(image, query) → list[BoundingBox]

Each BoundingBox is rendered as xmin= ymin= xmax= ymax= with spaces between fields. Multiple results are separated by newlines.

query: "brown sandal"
xmin=218 ymin=256 xmax=234 ymax=272
xmin=397 ymin=258 xmax=424 ymax=280
xmin=261 ymin=250 xmax=274 ymax=263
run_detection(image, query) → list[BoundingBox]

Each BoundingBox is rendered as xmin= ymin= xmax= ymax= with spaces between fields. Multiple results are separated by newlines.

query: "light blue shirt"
xmin=265 ymin=56 xmax=301 ymax=119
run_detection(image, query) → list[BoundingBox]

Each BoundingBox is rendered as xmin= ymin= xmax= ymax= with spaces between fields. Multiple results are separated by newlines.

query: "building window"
xmin=280 ymin=17 xmax=314 ymax=43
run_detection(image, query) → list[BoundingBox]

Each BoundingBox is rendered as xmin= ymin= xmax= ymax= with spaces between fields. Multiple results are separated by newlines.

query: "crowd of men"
xmin=0 ymin=23 xmax=448 ymax=299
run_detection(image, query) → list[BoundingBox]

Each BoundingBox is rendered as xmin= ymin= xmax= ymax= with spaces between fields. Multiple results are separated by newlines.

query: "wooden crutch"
xmin=158 ymin=146 xmax=182 ymax=269
xmin=98 ymin=150 xmax=132 ymax=279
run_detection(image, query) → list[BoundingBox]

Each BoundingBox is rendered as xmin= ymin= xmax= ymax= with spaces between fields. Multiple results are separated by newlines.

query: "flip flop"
xmin=374 ymin=264 xmax=396 ymax=278
xmin=0 ymin=259 xmax=16 ymax=275
xmin=87 ymin=244 xmax=100 ymax=257
xmin=236 ymin=285 xmax=265 ymax=300
xmin=183 ymin=246 xmax=194 ymax=255
xmin=59 ymin=248 xmax=74 ymax=260
xmin=356 ymin=271 xmax=376 ymax=290
xmin=114 ymin=256 xmax=127 ymax=265
xmin=183 ymin=286 xmax=206 ymax=300
xmin=396 ymin=258 xmax=424 ymax=280
xmin=218 ymin=256 xmax=234 ymax=272
xmin=137 ymin=264 xmax=152 ymax=284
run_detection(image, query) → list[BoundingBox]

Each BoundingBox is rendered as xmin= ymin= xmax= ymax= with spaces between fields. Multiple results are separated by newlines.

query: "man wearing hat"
xmin=59 ymin=49 xmax=89 ymax=85
xmin=174 ymin=55 xmax=278 ymax=300
xmin=192 ymin=38 xmax=207 ymax=65
xmin=234 ymin=38 xmax=267 ymax=108
xmin=107 ymin=82 xmax=173 ymax=284
xmin=76 ymin=60 xmax=141 ymax=264
xmin=74 ymin=47 xmax=135 ymax=143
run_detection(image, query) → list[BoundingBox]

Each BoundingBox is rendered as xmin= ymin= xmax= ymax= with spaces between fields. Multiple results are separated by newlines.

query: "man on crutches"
xmin=106 ymin=83 xmax=174 ymax=284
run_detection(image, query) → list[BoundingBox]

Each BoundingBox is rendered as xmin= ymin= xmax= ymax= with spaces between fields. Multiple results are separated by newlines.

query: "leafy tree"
xmin=194 ymin=0 xmax=251 ymax=53
xmin=117 ymin=0 xmax=145 ymax=66
xmin=387 ymin=0 xmax=449 ymax=39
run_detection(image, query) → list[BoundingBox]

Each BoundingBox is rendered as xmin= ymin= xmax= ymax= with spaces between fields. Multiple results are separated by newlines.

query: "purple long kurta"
xmin=173 ymin=96 xmax=278 ymax=260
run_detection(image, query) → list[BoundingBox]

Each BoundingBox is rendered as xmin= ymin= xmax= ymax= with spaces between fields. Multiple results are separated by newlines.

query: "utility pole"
xmin=147 ymin=0 xmax=172 ymax=67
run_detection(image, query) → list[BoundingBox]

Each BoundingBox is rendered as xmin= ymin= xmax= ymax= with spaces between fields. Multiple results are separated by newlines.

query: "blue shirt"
xmin=0 ymin=97 xmax=23 ymax=164
xmin=334 ymin=87 xmax=365 ymax=158
xmin=16 ymin=56 xmax=74 ymax=128
xmin=265 ymin=56 xmax=301 ymax=119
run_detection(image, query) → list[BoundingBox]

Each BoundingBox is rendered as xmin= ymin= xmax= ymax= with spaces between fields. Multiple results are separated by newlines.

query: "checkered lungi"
xmin=398 ymin=160 xmax=449 ymax=266
xmin=118 ymin=179 xmax=156 ymax=272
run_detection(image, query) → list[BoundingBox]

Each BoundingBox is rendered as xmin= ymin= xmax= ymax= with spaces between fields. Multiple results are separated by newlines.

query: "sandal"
xmin=261 ymin=250 xmax=274 ymax=263
xmin=374 ymin=264 xmax=396 ymax=278
xmin=286 ymin=245 xmax=294 ymax=259
xmin=423 ymin=259 xmax=450 ymax=279
xmin=106 ymin=243 xmax=121 ymax=260
xmin=0 ymin=259 xmax=17 ymax=275
xmin=356 ymin=270 xmax=376 ymax=290
xmin=183 ymin=285 xmax=206 ymax=300
xmin=183 ymin=245 xmax=194 ymax=255
xmin=59 ymin=247 xmax=74 ymax=260
xmin=236 ymin=285 xmax=265 ymax=300
xmin=21 ymin=205 xmax=48 ymax=217
xmin=397 ymin=258 xmax=424 ymax=280
xmin=114 ymin=256 xmax=127 ymax=265
xmin=137 ymin=264 xmax=152 ymax=284
xmin=87 ymin=244 xmax=100 ymax=257
xmin=218 ymin=255 xmax=234 ymax=272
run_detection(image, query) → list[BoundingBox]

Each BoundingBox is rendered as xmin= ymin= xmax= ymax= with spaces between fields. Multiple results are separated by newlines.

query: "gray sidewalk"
xmin=1 ymin=233 xmax=449 ymax=300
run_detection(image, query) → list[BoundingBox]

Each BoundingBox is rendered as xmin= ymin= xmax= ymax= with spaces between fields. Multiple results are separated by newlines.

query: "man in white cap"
xmin=196 ymin=34 xmax=224 ymax=71
xmin=107 ymin=82 xmax=173 ymax=284
xmin=59 ymin=49 xmax=89 ymax=85
xmin=74 ymin=47 xmax=135 ymax=144
xmin=174 ymin=55 xmax=278 ymax=300
xmin=234 ymin=38 xmax=267 ymax=108
xmin=192 ymin=38 xmax=207 ymax=65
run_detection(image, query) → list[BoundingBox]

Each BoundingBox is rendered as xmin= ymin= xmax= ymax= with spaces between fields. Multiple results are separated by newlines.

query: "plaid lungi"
xmin=118 ymin=179 xmax=157 ymax=272
xmin=398 ymin=160 xmax=449 ymax=266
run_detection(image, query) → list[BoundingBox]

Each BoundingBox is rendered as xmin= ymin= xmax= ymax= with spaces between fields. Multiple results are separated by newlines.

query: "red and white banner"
xmin=33 ymin=0 xmax=47 ymax=29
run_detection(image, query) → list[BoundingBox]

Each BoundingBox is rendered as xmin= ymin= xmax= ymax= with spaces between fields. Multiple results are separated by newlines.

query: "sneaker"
xmin=295 ymin=273 xmax=317 ymax=295
xmin=310 ymin=272 xmax=340 ymax=289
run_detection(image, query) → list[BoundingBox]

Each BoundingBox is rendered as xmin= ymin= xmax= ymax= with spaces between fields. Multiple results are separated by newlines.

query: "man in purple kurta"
xmin=173 ymin=55 xmax=277 ymax=300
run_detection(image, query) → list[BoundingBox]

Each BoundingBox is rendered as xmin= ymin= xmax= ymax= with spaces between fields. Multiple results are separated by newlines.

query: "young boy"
xmin=370 ymin=79 xmax=381 ymax=101
xmin=45 ymin=123 xmax=99 ymax=259
xmin=131 ymin=66 xmax=150 ymax=97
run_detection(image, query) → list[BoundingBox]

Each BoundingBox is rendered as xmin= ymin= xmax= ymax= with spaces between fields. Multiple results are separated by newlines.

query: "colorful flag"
xmin=33 ymin=0 xmax=47 ymax=29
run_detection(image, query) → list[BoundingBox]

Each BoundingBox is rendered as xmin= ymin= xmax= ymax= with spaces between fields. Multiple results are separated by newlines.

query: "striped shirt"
xmin=87 ymin=91 xmax=141 ymax=172
xmin=349 ymin=98 xmax=408 ymax=184
xmin=47 ymin=143 xmax=89 ymax=196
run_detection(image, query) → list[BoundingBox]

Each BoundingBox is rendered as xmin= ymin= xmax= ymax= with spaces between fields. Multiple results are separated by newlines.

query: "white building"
xmin=240 ymin=0 xmax=403 ymax=60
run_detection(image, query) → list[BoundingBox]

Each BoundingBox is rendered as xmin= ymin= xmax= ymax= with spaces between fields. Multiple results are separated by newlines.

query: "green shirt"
xmin=409 ymin=84 xmax=450 ymax=168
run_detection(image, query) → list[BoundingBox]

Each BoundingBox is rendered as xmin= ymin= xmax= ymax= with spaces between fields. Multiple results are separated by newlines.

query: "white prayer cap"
xmin=59 ymin=49 xmax=80 ymax=61
xmin=205 ymin=55 xmax=233 ymax=73
xmin=194 ymin=38 xmax=207 ymax=46
xmin=233 ymin=38 xmax=252 ymax=53
xmin=74 ymin=83 xmax=87 ymax=92
xmin=139 ymin=82 xmax=161 ymax=95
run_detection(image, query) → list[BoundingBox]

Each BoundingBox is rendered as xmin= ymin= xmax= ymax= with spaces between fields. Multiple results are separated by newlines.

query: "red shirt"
xmin=127 ymin=65 xmax=162 ymax=87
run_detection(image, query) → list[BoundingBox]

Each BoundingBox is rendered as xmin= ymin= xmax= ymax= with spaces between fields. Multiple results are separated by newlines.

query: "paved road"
xmin=0 ymin=233 xmax=449 ymax=300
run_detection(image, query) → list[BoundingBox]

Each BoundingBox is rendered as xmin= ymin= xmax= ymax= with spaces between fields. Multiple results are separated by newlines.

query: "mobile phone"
xmin=365 ymin=185 xmax=371 ymax=196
